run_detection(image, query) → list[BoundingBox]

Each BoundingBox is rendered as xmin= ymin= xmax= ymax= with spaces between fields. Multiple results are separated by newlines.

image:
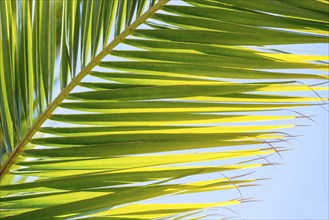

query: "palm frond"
xmin=0 ymin=0 xmax=328 ymax=219
xmin=0 ymin=0 xmax=160 ymax=162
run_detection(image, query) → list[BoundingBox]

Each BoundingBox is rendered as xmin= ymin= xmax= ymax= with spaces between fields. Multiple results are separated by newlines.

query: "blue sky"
xmin=233 ymin=105 xmax=328 ymax=219
xmin=231 ymin=43 xmax=329 ymax=220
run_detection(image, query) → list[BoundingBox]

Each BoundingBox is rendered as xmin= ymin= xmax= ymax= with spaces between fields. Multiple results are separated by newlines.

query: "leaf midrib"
xmin=0 ymin=0 xmax=170 ymax=181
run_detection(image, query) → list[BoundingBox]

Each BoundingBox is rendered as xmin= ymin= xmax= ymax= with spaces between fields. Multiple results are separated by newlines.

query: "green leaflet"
xmin=60 ymin=100 xmax=308 ymax=113
xmin=80 ymin=0 xmax=92 ymax=67
xmin=123 ymin=39 xmax=273 ymax=60
xmin=188 ymin=0 xmax=329 ymax=23
xmin=0 ymin=1 xmax=15 ymax=152
xmin=164 ymin=4 xmax=328 ymax=30
xmin=279 ymin=0 xmax=329 ymax=13
xmin=1 ymin=164 xmax=260 ymax=191
xmin=24 ymin=140 xmax=262 ymax=157
xmin=49 ymin=112 xmax=228 ymax=123
xmin=152 ymin=12 xmax=324 ymax=39
xmin=100 ymin=61 xmax=328 ymax=79
xmin=31 ymin=132 xmax=273 ymax=146
xmin=111 ymin=50 xmax=325 ymax=69
xmin=134 ymin=29 xmax=328 ymax=46
xmin=17 ymin=148 xmax=274 ymax=170
xmin=102 ymin=0 xmax=115 ymax=47
xmin=88 ymin=71 xmax=217 ymax=86
xmin=69 ymin=84 xmax=265 ymax=100
xmin=1 ymin=178 xmax=255 ymax=219
xmin=60 ymin=2 xmax=70 ymax=89
xmin=90 ymin=0 xmax=102 ymax=58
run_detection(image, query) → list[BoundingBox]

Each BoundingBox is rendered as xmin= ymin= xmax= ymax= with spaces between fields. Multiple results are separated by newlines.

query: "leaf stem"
xmin=0 ymin=0 xmax=169 ymax=181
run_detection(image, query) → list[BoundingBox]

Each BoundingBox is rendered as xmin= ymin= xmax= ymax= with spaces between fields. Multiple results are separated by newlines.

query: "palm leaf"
xmin=0 ymin=0 xmax=328 ymax=219
xmin=0 ymin=0 xmax=160 ymax=161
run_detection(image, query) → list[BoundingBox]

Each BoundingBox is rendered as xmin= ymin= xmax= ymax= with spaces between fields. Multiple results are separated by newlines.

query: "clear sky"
xmin=230 ymin=43 xmax=329 ymax=220
xmin=233 ymin=105 xmax=328 ymax=220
